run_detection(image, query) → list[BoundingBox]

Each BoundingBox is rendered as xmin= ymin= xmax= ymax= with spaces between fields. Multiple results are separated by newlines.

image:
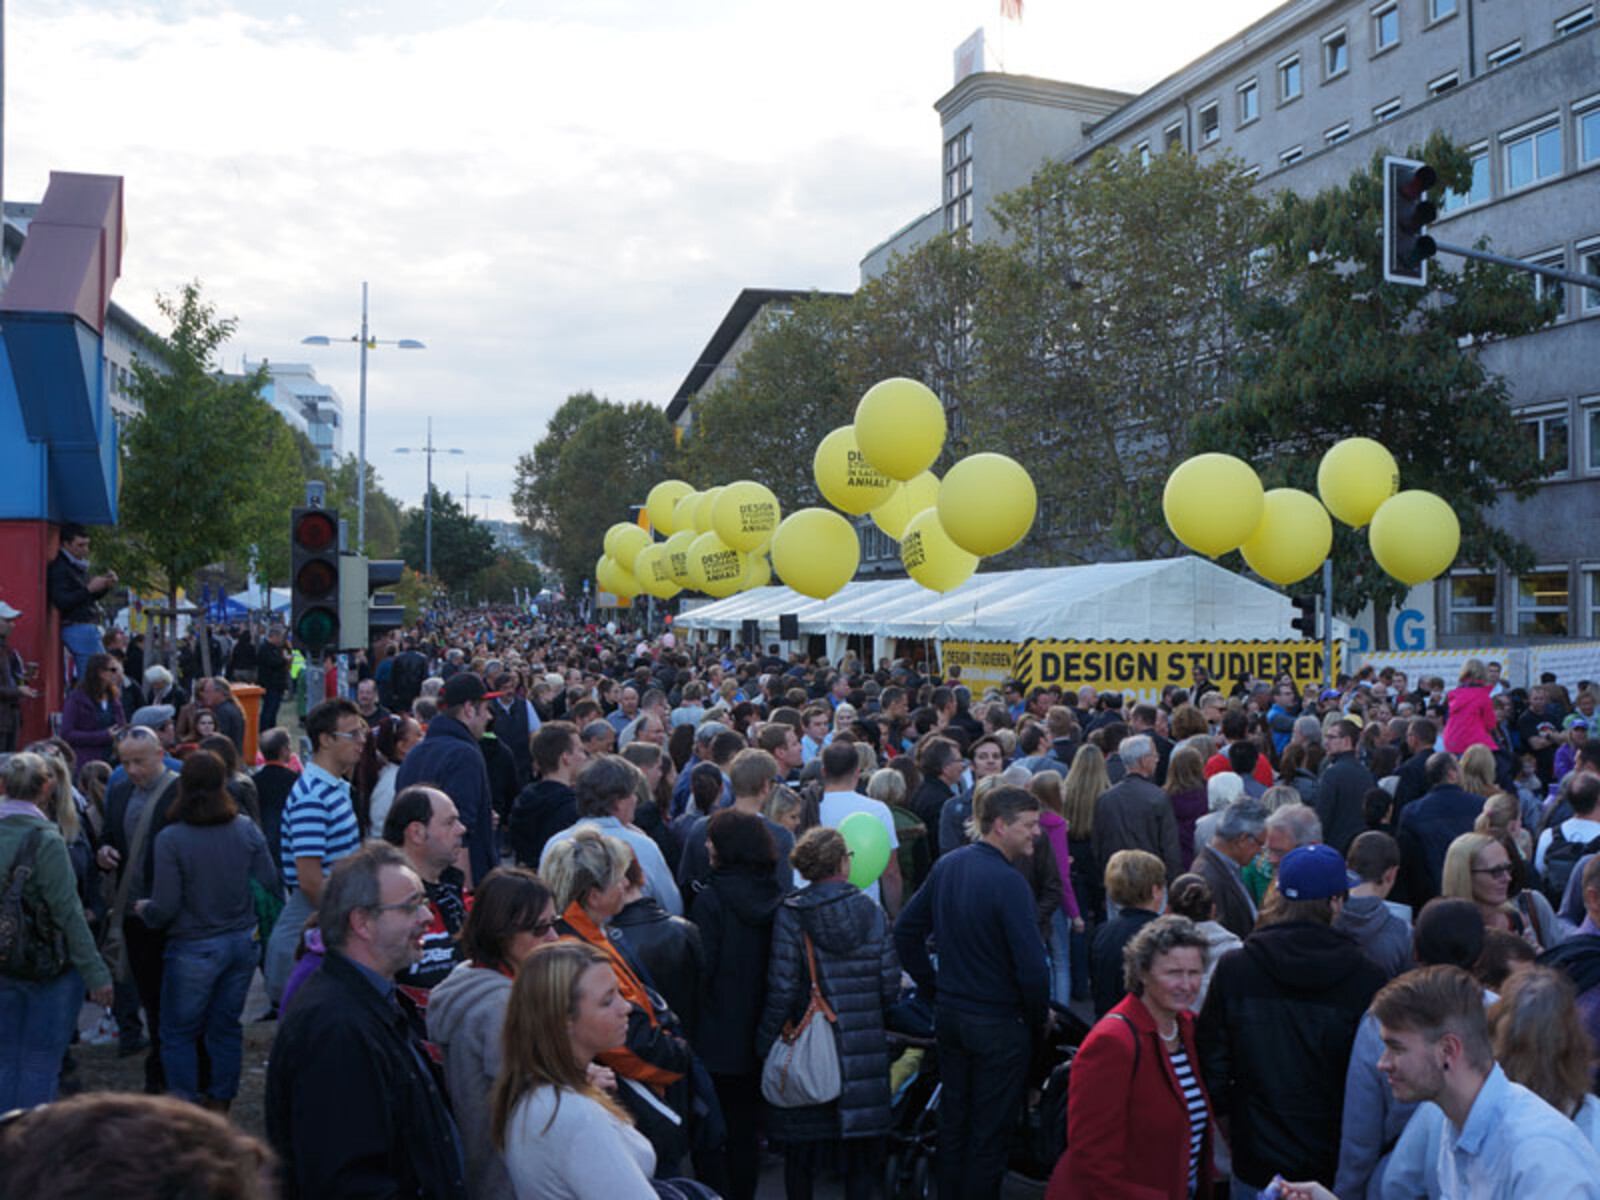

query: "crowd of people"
xmin=3 ymin=604 xmax=1600 ymax=1200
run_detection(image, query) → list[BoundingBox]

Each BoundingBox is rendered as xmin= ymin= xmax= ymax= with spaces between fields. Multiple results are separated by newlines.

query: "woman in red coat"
xmin=1442 ymin=658 xmax=1498 ymax=755
xmin=1049 ymin=915 xmax=1215 ymax=1200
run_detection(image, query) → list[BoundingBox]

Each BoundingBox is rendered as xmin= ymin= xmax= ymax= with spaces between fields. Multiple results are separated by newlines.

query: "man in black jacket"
xmin=1092 ymin=735 xmax=1182 ymax=883
xmin=394 ymin=673 xmax=496 ymax=885
xmin=1391 ymin=717 xmax=1436 ymax=816
xmin=47 ymin=522 xmax=116 ymax=676
xmin=1198 ymin=844 xmax=1386 ymax=1194
xmin=1315 ymin=719 xmax=1376 ymax=855
xmin=255 ymin=626 xmax=290 ymax=730
xmin=508 ymin=720 xmax=585 ymax=866
xmin=266 ymin=841 xmax=467 ymax=1200
xmin=253 ymin=727 xmax=298 ymax=870
xmin=1395 ymin=753 xmax=1482 ymax=907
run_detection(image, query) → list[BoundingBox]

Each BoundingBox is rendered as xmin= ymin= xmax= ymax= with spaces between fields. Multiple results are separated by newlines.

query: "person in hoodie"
xmin=1335 ymin=831 xmax=1413 ymax=979
xmin=427 ymin=868 xmax=568 ymax=1200
xmin=1198 ymin=843 xmax=1386 ymax=1197
xmin=509 ymin=721 xmax=586 ymax=867
xmin=689 ymin=809 xmax=785 ymax=1200
xmin=394 ymin=672 xmax=497 ymax=885
xmin=759 ymin=826 xmax=900 ymax=1200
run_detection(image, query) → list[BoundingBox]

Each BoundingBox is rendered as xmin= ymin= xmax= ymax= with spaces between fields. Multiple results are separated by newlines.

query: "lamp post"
xmin=302 ymin=282 xmax=426 ymax=549
xmin=394 ymin=417 xmax=463 ymax=577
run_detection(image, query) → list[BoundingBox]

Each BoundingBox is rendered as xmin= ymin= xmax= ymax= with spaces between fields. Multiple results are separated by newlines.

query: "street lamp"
xmin=302 ymin=281 xmax=426 ymax=549
xmin=394 ymin=417 xmax=463 ymax=577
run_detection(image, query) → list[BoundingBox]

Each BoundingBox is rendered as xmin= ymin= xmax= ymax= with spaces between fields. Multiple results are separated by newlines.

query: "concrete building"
xmin=866 ymin=0 xmax=1599 ymax=644
xmin=244 ymin=358 xmax=344 ymax=464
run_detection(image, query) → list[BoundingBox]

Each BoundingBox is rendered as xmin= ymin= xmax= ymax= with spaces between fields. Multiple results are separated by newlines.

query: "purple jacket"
xmin=1169 ymin=786 xmax=1210 ymax=867
xmin=59 ymin=688 xmax=124 ymax=768
xmin=1039 ymin=811 xmax=1080 ymax=920
xmin=280 ymin=927 xmax=326 ymax=1013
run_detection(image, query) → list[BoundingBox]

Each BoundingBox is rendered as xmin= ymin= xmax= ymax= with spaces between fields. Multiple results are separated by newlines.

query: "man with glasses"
xmin=265 ymin=697 xmax=366 ymax=1006
xmin=266 ymin=841 xmax=468 ymax=1200
xmin=1316 ymin=718 xmax=1376 ymax=856
xmin=1191 ymin=798 xmax=1268 ymax=939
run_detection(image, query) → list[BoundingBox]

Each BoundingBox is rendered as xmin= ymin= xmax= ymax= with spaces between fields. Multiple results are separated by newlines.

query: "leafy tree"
xmin=469 ymin=553 xmax=544 ymax=605
xmin=511 ymin=391 xmax=604 ymax=560
xmin=1191 ymin=133 xmax=1553 ymax=623
xmin=399 ymin=486 xmax=497 ymax=593
xmin=973 ymin=147 xmax=1267 ymax=561
xmin=681 ymin=295 xmax=854 ymax=510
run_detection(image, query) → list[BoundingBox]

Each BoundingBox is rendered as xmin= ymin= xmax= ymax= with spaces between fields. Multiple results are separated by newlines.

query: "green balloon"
xmin=840 ymin=811 xmax=891 ymax=890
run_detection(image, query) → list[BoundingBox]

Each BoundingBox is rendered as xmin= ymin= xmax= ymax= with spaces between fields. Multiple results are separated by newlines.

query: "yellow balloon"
xmin=854 ymin=378 xmax=946 ymax=481
xmin=693 ymin=486 xmax=725 ymax=535
xmin=739 ymin=554 xmax=772 ymax=591
xmin=937 ymin=453 xmax=1036 ymax=557
xmin=901 ymin=507 xmax=978 ymax=592
xmin=685 ymin=532 xmax=746 ymax=598
xmin=596 ymin=555 xmax=641 ymax=600
xmin=814 ymin=426 xmax=898 ymax=515
xmin=663 ymin=530 xmax=697 ymax=586
xmin=1240 ymin=489 xmax=1333 ymax=585
xmin=633 ymin=544 xmax=682 ymax=599
xmin=870 ymin=472 xmax=939 ymax=540
xmin=713 ymin=480 xmax=782 ymax=552
xmin=771 ymin=508 xmax=860 ymax=600
xmin=672 ymin=491 xmax=702 ymax=535
xmin=1368 ymin=491 xmax=1460 ymax=586
xmin=646 ymin=480 xmax=693 ymax=535
xmin=1163 ymin=454 xmax=1265 ymax=558
xmin=1317 ymin=438 xmax=1400 ymax=528
xmin=604 ymin=522 xmax=651 ymax=566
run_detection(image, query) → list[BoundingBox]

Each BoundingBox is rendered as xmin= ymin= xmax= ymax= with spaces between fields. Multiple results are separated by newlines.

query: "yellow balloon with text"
xmin=604 ymin=522 xmax=651 ymax=567
xmin=693 ymin=486 xmax=725 ymax=535
xmin=713 ymin=480 xmax=782 ymax=552
xmin=1163 ymin=454 xmax=1266 ymax=558
xmin=771 ymin=508 xmax=860 ymax=600
xmin=901 ymin=507 xmax=978 ymax=593
xmin=854 ymin=378 xmax=946 ymax=481
xmin=1317 ymin=438 xmax=1400 ymax=528
xmin=672 ymin=491 xmax=702 ymax=537
xmin=663 ymin=530 xmax=698 ymax=586
xmin=814 ymin=426 xmax=898 ymax=515
xmin=870 ymin=472 xmax=940 ymax=540
xmin=1240 ymin=489 xmax=1333 ymax=585
xmin=1368 ymin=491 xmax=1460 ymax=586
xmin=633 ymin=544 xmax=682 ymax=600
xmin=646 ymin=480 xmax=694 ymax=535
xmin=739 ymin=553 xmax=772 ymax=591
xmin=686 ymin=531 xmax=747 ymax=599
xmin=937 ymin=453 xmax=1037 ymax=557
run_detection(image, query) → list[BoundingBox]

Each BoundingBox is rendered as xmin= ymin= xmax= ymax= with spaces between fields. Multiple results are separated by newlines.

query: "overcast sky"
xmin=7 ymin=0 xmax=1282 ymax=523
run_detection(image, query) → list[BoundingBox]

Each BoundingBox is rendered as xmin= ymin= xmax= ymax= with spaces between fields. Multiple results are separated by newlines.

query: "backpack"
xmin=1540 ymin=823 xmax=1600 ymax=905
xmin=0 ymin=827 xmax=69 ymax=981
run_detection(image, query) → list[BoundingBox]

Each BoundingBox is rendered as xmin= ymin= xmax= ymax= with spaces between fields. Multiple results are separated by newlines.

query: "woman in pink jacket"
xmin=1442 ymin=658 xmax=1498 ymax=754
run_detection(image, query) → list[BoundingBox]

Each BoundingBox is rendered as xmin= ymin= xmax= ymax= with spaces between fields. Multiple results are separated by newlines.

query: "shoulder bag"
xmin=760 ymin=931 xmax=842 ymax=1107
xmin=0 ymin=826 xmax=69 ymax=981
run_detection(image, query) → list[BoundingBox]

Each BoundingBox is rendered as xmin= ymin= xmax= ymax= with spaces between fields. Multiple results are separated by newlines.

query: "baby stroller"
xmin=882 ymin=1028 xmax=940 ymax=1200
xmin=1009 ymin=1002 xmax=1093 ymax=1184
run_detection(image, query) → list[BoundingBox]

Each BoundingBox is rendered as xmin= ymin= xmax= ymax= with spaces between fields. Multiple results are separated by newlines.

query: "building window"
xmin=1448 ymin=573 xmax=1497 ymax=635
xmin=1531 ymin=252 xmax=1567 ymax=317
xmin=1588 ymin=569 xmax=1600 ymax=637
xmin=1279 ymin=55 xmax=1303 ymax=102
xmin=1429 ymin=71 xmax=1459 ymax=95
xmin=1430 ymin=0 xmax=1458 ymax=22
xmin=1325 ymin=121 xmax=1352 ymax=145
xmin=1580 ymin=240 xmax=1600 ymax=313
xmin=1584 ymin=398 xmax=1600 ymax=473
xmin=1239 ymin=164 xmax=1261 ymax=181
xmin=1441 ymin=144 xmax=1490 ymax=212
xmin=1580 ymin=103 xmax=1600 ymax=165
xmin=1515 ymin=569 xmax=1570 ymax=636
xmin=1280 ymin=145 xmax=1305 ymax=167
xmin=1323 ymin=29 xmax=1349 ymax=78
xmin=1164 ymin=122 xmax=1183 ymax=151
xmin=1199 ymin=102 xmax=1220 ymax=144
xmin=1522 ymin=404 xmax=1571 ymax=477
xmin=1373 ymin=97 xmax=1402 ymax=122
xmin=1556 ymin=6 xmax=1595 ymax=35
xmin=1373 ymin=2 xmax=1400 ymax=51
xmin=943 ymin=127 xmax=973 ymax=236
xmin=1137 ymin=141 xmax=1152 ymax=166
xmin=1238 ymin=79 xmax=1260 ymax=125
xmin=1487 ymin=40 xmax=1523 ymax=69
xmin=1504 ymin=118 xmax=1562 ymax=190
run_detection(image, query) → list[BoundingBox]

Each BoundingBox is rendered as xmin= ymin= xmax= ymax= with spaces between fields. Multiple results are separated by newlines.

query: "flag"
xmin=1000 ymin=0 xmax=1023 ymax=20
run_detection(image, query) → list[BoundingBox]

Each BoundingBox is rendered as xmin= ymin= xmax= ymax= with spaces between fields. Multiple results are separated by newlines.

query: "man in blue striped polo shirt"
xmin=265 ymin=697 xmax=367 ymax=1006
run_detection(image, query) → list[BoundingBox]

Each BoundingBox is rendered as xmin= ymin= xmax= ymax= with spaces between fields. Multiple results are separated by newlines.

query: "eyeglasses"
xmin=330 ymin=726 xmax=370 ymax=742
xmin=1471 ymin=863 xmax=1515 ymax=879
xmin=529 ymin=918 xmax=559 ymax=937
xmin=368 ymin=894 xmax=431 ymax=916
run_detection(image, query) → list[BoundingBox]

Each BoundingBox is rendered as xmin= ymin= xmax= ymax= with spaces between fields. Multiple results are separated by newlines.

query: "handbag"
xmin=0 ymin=827 xmax=70 ymax=981
xmin=761 ymin=931 xmax=841 ymax=1108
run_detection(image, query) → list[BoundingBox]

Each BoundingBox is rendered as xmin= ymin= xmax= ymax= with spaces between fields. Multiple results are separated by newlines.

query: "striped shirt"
xmin=280 ymin=761 xmax=360 ymax=890
xmin=1168 ymin=1042 xmax=1207 ymax=1197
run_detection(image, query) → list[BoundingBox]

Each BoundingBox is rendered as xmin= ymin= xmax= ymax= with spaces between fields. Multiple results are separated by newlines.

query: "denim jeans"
xmin=1047 ymin=909 xmax=1073 ymax=1008
xmin=934 ymin=1008 xmax=1032 ymax=1200
xmin=159 ymin=930 xmax=256 ymax=1101
xmin=61 ymin=623 xmax=105 ymax=680
xmin=0 ymin=968 xmax=83 ymax=1110
xmin=1069 ymin=921 xmax=1091 ymax=1001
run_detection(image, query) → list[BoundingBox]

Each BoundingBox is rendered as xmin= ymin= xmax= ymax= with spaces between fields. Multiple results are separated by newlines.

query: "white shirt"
xmin=817 ymin=789 xmax=899 ymax=904
xmin=504 ymin=1086 xmax=656 ymax=1200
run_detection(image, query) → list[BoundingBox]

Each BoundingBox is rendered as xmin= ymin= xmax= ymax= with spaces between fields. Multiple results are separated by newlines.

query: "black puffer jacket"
xmin=1197 ymin=920 xmax=1385 ymax=1189
xmin=690 ymin=865 xmax=784 ymax=1075
xmin=756 ymin=881 xmax=899 ymax=1142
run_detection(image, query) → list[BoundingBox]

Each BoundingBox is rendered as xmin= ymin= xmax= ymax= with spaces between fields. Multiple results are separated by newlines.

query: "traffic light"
xmin=1290 ymin=593 xmax=1318 ymax=640
xmin=1383 ymin=156 xmax=1437 ymax=286
xmin=290 ymin=506 xmax=340 ymax=653
xmin=337 ymin=556 xmax=408 ymax=650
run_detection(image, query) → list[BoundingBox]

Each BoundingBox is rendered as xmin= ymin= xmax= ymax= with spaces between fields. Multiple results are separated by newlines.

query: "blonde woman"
xmin=1440 ymin=831 xmax=1557 ymax=950
xmin=1063 ymin=745 xmax=1110 ymax=925
xmin=1459 ymin=743 xmax=1500 ymax=799
xmin=1475 ymin=790 xmax=1533 ymax=864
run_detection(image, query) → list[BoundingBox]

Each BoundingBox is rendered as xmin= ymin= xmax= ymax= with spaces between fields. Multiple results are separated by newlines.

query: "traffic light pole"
xmin=1431 ymin=242 xmax=1600 ymax=290
xmin=1323 ymin=557 xmax=1334 ymax=691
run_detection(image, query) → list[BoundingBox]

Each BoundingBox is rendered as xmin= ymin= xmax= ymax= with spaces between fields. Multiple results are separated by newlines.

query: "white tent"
xmin=675 ymin=557 xmax=1330 ymax=661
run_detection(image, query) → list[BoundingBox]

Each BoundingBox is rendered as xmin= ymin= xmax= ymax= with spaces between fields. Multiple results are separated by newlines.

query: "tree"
xmin=1191 ymin=133 xmax=1553 ymax=620
xmin=681 ymin=295 xmax=854 ymax=511
xmin=511 ymin=391 xmax=604 ymax=560
xmin=470 ymin=553 xmax=544 ymax=605
xmin=103 ymin=282 xmax=298 ymax=628
xmin=973 ymin=147 xmax=1267 ymax=562
xmin=399 ymin=486 xmax=497 ymax=593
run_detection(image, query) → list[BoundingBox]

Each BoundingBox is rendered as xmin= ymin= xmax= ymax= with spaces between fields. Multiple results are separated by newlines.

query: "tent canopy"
xmin=675 ymin=558 xmax=1319 ymax=643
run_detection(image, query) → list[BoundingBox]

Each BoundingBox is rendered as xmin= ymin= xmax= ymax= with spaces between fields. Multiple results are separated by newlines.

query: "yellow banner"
xmin=938 ymin=640 xmax=1019 ymax=690
xmin=1012 ymin=639 xmax=1338 ymax=698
